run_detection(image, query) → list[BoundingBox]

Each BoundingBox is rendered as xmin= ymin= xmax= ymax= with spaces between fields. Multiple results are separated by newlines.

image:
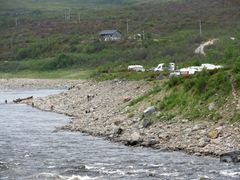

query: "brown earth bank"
xmin=1 ymin=78 xmax=239 ymax=158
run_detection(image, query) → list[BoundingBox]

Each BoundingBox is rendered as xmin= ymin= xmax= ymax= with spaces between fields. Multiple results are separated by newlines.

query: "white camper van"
xmin=128 ymin=65 xmax=145 ymax=72
xmin=154 ymin=63 xmax=175 ymax=72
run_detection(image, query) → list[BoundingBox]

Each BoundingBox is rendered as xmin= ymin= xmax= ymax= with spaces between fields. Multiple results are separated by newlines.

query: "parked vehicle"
xmin=128 ymin=65 xmax=145 ymax=72
xmin=169 ymin=71 xmax=181 ymax=77
xmin=179 ymin=68 xmax=198 ymax=75
xmin=201 ymin=64 xmax=223 ymax=70
xmin=154 ymin=63 xmax=175 ymax=72
xmin=154 ymin=63 xmax=165 ymax=72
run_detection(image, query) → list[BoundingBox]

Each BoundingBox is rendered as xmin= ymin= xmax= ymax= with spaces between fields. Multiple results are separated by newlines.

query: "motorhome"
xmin=154 ymin=63 xmax=175 ymax=72
xmin=128 ymin=65 xmax=145 ymax=72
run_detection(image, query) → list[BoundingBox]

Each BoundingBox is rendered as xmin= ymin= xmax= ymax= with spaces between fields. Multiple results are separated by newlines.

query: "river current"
xmin=0 ymin=89 xmax=239 ymax=180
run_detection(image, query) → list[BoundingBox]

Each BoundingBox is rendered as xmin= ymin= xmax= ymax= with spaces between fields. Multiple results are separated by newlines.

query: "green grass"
xmin=157 ymin=69 xmax=232 ymax=119
xmin=129 ymin=84 xmax=162 ymax=106
xmin=231 ymin=112 xmax=240 ymax=123
xmin=0 ymin=69 xmax=93 ymax=79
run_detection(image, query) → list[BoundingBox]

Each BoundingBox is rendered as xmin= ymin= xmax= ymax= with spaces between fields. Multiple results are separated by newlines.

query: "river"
xmin=0 ymin=89 xmax=239 ymax=180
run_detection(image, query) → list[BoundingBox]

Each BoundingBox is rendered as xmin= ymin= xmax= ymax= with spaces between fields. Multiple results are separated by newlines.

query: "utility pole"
xmin=126 ymin=18 xmax=129 ymax=34
xmin=199 ymin=19 xmax=202 ymax=37
xmin=142 ymin=30 xmax=145 ymax=41
xmin=64 ymin=10 xmax=67 ymax=21
xmin=64 ymin=8 xmax=71 ymax=21
xmin=78 ymin=12 xmax=81 ymax=23
xmin=10 ymin=37 xmax=13 ymax=49
xmin=15 ymin=17 xmax=18 ymax=27
xmin=199 ymin=9 xmax=202 ymax=37
xmin=68 ymin=8 xmax=71 ymax=20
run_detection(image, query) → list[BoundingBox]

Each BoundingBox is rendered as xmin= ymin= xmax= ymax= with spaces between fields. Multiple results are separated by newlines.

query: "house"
xmin=99 ymin=30 xmax=121 ymax=41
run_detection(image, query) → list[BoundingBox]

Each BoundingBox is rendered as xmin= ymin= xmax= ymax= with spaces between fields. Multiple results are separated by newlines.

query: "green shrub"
xmin=167 ymin=76 xmax=184 ymax=88
xmin=233 ymin=59 xmax=240 ymax=74
xmin=0 ymin=61 xmax=25 ymax=72
xmin=194 ymin=72 xmax=209 ymax=94
xmin=235 ymin=73 xmax=240 ymax=89
xmin=16 ymin=40 xmax=55 ymax=60
xmin=159 ymin=92 xmax=187 ymax=111
xmin=129 ymin=85 xmax=161 ymax=106
xmin=183 ymin=78 xmax=195 ymax=91
xmin=231 ymin=112 xmax=240 ymax=123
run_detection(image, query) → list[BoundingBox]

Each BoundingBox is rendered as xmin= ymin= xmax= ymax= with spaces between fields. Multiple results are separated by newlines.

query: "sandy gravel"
xmin=0 ymin=78 xmax=82 ymax=90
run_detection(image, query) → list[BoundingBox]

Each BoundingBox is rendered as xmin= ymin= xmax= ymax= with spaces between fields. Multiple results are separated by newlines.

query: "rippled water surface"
xmin=0 ymin=89 xmax=240 ymax=180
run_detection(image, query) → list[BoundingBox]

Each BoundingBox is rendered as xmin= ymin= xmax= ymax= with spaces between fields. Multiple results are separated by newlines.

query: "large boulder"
xmin=113 ymin=126 xmax=123 ymax=137
xmin=125 ymin=132 xmax=143 ymax=146
xmin=220 ymin=151 xmax=240 ymax=163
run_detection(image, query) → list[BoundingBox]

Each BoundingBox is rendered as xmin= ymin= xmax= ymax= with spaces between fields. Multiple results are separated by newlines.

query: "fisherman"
xmin=5 ymin=100 xmax=7 ymax=104
xmin=50 ymin=105 xmax=54 ymax=111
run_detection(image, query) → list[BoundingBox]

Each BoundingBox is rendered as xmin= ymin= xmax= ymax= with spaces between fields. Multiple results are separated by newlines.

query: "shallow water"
xmin=0 ymin=89 xmax=240 ymax=180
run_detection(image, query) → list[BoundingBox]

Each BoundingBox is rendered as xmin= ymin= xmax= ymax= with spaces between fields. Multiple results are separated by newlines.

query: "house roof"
xmin=99 ymin=30 xmax=120 ymax=35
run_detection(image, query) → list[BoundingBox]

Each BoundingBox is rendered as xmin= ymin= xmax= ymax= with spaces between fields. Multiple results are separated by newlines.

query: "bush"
xmin=235 ymin=73 xmax=240 ymax=89
xmin=53 ymin=54 xmax=75 ymax=68
xmin=183 ymin=78 xmax=195 ymax=91
xmin=16 ymin=40 xmax=55 ymax=60
xmin=167 ymin=76 xmax=184 ymax=88
xmin=194 ymin=74 xmax=208 ymax=94
xmin=0 ymin=61 xmax=24 ymax=72
xmin=85 ymin=42 xmax=106 ymax=54
xmin=233 ymin=58 xmax=240 ymax=74
xmin=231 ymin=112 xmax=240 ymax=123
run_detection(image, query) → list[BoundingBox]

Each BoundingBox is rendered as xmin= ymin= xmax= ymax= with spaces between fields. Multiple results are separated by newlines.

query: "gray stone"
xmin=220 ymin=151 xmax=240 ymax=163
xmin=192 ymin=124 xmax=206 ymax=131
xmin=131 ymin=132 xmax=141 ymax=142
xmin=198 ymin=138 xmax=208 ymax=147
xmin=158 ymin=133 xmax=170 ymax=141
xmin=199 ymin=177 xmax=210 ymax=180
xmin=216 ymin=126 xmax=223 ymax=134
xmin=143 ymin=106 xmax=156 ymax=116
xmin=126 ymin=132 xmax=143 ymax=146
xmin=181 ymin=119 xmax=189 ymax=123
xmin=142 ymin=119 xmax=153 ymax=128
xmin=208 ymin=103 xmax=215 ymax=111
xmin=113 ymin=127 xmax=123 ymax=136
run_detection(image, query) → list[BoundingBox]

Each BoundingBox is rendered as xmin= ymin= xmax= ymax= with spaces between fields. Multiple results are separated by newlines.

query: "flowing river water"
xmin=0 ymin=89 xmax=240 ymax=180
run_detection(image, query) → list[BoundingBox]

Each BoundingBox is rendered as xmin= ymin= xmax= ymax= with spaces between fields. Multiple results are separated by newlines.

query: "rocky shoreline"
xmin=1 ymin=78 xmax=240 ymax=159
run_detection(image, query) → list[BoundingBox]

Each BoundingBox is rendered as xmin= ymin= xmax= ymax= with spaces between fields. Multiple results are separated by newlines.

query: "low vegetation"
xmin=160 ymin=69 xmax=232 ymax=118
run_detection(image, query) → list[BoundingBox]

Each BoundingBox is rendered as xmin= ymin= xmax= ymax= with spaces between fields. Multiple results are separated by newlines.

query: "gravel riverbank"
xmin=1 ymin=78 xmax=239 ymax=157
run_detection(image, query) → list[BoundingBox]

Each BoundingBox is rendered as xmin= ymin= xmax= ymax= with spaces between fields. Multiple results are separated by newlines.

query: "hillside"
xmin=0 ymin=0 xmax=239 ymax=78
